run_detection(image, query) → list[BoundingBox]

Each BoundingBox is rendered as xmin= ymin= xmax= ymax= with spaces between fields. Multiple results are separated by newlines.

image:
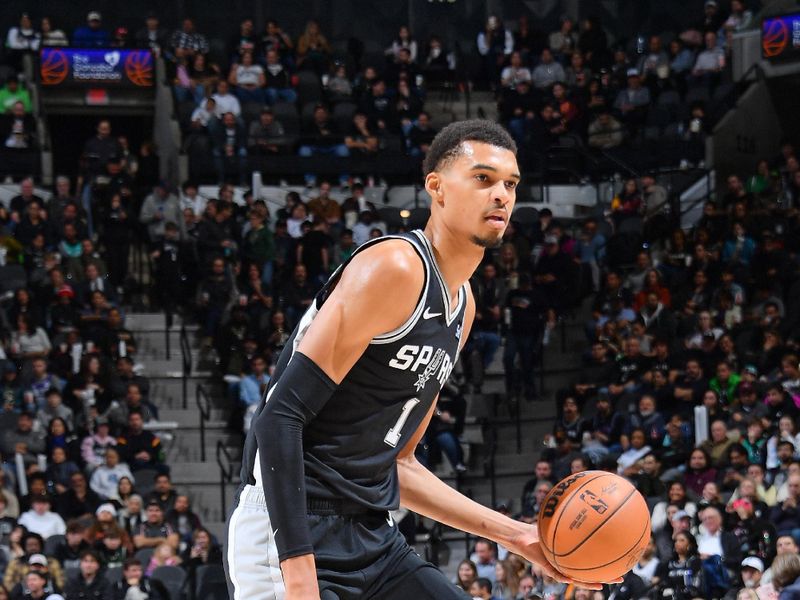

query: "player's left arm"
xmin=395 ymin=290 xmax=614 ymax=589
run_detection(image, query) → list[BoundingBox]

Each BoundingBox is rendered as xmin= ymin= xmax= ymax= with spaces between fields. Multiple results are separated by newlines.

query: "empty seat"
xmin=135 ymin=548 xmax=154 ymax=566
xmin=296 ymin=71 xmax=323 ymax=105
xmin=151 ymin=565 xmax=186 ymax=600
xmin=272 ymin=102 xmax=300 ymax=135
xmin=105 ymin=566 xmax=123 ymax=586
xmin=44 ymin=534 xmax=65 ymax=557
xmin=332 ymin=102 xmax=357 ymax=131
xmin=132 ymin=468 xmax=159 ymax=497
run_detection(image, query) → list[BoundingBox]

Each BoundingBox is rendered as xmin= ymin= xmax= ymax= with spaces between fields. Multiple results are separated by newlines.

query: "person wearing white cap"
xmin=613 ymin=68 xmax=651 ymax=129
xmin=741 ymin=556 xmax=765 ymax=588
xmin=72 ymin=10 xmax=109 ymax=48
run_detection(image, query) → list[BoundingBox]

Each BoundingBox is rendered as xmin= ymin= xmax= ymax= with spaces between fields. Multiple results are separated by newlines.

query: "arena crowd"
xmin=2 ymin=2 xmax=800 ymax=599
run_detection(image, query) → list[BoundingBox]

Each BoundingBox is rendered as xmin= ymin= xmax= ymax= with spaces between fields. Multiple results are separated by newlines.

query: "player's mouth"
xmin=484 ymin=212 xmax=507 ymax=229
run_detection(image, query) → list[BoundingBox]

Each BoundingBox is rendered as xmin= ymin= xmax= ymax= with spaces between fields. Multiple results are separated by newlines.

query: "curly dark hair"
xmin=422 ymin=119 xmax=516 ymax=176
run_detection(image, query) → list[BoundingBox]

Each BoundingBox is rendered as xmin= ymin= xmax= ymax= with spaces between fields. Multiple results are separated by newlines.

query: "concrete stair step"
xmin=159 ymin=408 xmax=227 ymax=425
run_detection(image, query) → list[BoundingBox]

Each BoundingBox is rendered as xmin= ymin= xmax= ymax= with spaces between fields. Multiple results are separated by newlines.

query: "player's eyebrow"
xmin=469 ymin=163 xmax=521 ymax=180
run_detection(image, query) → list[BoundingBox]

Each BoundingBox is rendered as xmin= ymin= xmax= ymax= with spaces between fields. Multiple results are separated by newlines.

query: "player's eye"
xmin=474 ymin=174 xmax=488 ymax=183
xmin=505 ymin=181 xmax=517 ymax=190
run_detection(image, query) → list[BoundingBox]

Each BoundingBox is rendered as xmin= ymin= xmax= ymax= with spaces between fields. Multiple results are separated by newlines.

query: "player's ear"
xmin=425 ymin=173 xmax=444 ymax=206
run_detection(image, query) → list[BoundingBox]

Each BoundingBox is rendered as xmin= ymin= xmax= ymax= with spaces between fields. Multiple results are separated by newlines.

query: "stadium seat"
xmin=656 ymin=90 xmax=681 ymax=109
xmin=511 ymin=206 xmax=539 ymax=227
xmin=332 ymin=102 xmax=357 ymax=132
xmin=272 ymin=102 xmax=300 ymax=135
xmin=0 ymin=265 xmax=27 ymax=292
xmin=134 ymin=547 xmax=154 ymax=565
xmin=242 ymin=102 xmax=265 ymax=125
xmin=300 ymin=101 xmax=319 ymax=127
xmin=176 ymin=101 xmax=197 ymax=132
xmin=296 ymin=71 xmax=323 ymax=105
xmin=43 ymin=534 xmax=65 ymax=556
xmin=196 ymin=565 xmax=227 ymax=600
xmin=152 ymin=565 xmax=186 ymax=600
xmin=132 ymin=468 xmax=160 ymax=497
xmin=385 ymin=186 xmax=419 ymax=208
xmin=685 ymin=84 xmax=711 ymax=106
xmin=65 ymin=566 xmax=80 ymax=582
xmin=104 ymin=566 xmax=123 ymax=586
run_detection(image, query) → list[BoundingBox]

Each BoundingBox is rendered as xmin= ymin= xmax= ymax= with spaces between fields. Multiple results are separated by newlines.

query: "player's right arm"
xmin=252 ymin=239 xmax=424 ymax=599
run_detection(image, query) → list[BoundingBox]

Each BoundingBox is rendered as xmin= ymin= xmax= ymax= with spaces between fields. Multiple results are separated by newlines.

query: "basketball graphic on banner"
xmin=124 ymin=51 xmax=154 ymax=87
xmin=40 ymin=49 xmax=69 ymax=85
xmin=762 ymin=18 xmax=789 ymax=57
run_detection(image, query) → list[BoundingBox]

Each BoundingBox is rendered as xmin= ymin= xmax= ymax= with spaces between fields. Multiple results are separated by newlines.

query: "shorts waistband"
xmin=240 ymin=485 xmax=385 ymax=517
xmin=306 ymin=496 xmax=380 ymax=516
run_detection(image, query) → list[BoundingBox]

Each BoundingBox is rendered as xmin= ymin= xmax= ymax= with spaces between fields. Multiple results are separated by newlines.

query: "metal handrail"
xmin=164 ymin=307 xmax=172 ymax=360
xmin=216 ymin=439 xmax=236 ymax=518
xmin=179 ymin=324 xmax=191 ymax=409
xmin=196 ymin=384 xmax=211 ymax=461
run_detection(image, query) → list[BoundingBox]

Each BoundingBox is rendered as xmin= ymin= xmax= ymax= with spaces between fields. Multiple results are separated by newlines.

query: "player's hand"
xmin=506 ymin=524 xmax=623 ymax=591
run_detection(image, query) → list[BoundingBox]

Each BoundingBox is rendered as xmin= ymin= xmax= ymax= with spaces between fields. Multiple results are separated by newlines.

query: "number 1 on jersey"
xmin=384 ymin=398 xmax=420 ymax=448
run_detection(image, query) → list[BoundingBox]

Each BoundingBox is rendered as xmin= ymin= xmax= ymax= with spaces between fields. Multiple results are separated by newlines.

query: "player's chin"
xmin=470 ymin=227 xmax=505 ymax=249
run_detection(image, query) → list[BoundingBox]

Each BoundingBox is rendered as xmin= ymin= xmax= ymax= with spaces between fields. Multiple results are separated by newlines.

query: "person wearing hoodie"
xmin=89 ymin=448 xmax=134 ymax=501
xmin=80 ymin=419 xmax=117 ymax=473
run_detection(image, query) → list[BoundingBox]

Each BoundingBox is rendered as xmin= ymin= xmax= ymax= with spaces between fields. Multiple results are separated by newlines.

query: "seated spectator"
xmin=111 ymin=558 xmax=169 ymax=600
xmin=164 ymin=494 xmax=201 ymax=545
xmin=470 ymin=539 xmax=497 ymax=583
xmin=170 ymin=17 xmax=209 ymax=59
xmin=1 ymin=101 xmax=36 ymax=149
xmin=17 ymin=495 xmax=64 ymax=541
xmin=145 ymin=542 xmax=181 ymax=576
xmin=96 ymin=528 xmax=127 ymax=570
xmin=617 ymin=428 xmax=652 ymax=475
xmin=613 ymin=70 xmax=650 ymax=132
xmin=500 ymin=51 xmax=531 ymax=89
xmin=64 ymin=549 xmax=110 ymax=599
xmin=2 ymin=412 xmax=45 ymax=467
xmin=401 ymin=111 xmax=435 ymax=157
xmin=770 ymin=473 xmax=800 ymax=542
xmin=697 ymin=505 xmax=742 ymax=594
xmin=51 ymin=520 xmax=88 ymax=571
xmin=247 ymin=108 xmax=285 ymax=155
xmin=298 ymin=105 xmax=349 ymax=187
xmin=56 ymin=472 xmax=101 ymax=521
xmin=532 ymin=48 xmax=565 ymax=90
xmin=3 ymin=532 xmax=64 ymax=592
xmin=296 ymin=19 xmax=331 ymax=75
xmin=656 ymin=531 xmax=705 ymax=599
xmin=116 ymin=411 xmax=165 ymax=474
xmin=80 ymin=419 xmax=116 ymax=473
xmin=72 ymin=11 xmax=109 ymax=48
xmin=587 ymin=109 xmax=624 ymax=149
xmin=421 ymin=36 xmax=453 ymax=84
xmin=326 ymin=62 xmax=353 ymax=103
xmin=133 ymin=501 xmax=178 ymax=551
xmin=145 ymin=474 xmax=177 ymax=514
xmin=691 ymin=31 xmax=725 ymax=79
xmin=239 ymin=355 xmax=270 ymax=408
xmin=44 ymin=446 xmax=80 ymax=496
xmin=566 ymin=51 xmax=592 ymax=89
xmin=386 ymin=25 xmax=418 ymax=63
xmin=89 ymin=447 xmax=134 ymax=501
xmin=229 ymin=50 xmax=265 ymax=103
xmin=40 ymin=16 xmax=68 ymax=47
xmin=344 ymin=112 xmax=378 ymax=156
xmin=476 ymin=15 xmax=512 ymax=87
xmin=211 ymin=111 xmax=248 ymax=185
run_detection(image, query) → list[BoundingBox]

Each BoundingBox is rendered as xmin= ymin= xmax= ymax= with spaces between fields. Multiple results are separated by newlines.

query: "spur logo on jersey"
xmin=389 ymin=344 xmax=454 ymax=391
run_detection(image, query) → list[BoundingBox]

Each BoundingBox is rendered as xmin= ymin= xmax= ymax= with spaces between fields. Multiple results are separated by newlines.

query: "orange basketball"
xmin=40 ymin=49 xmax=68 ymax=85
xmin=538 ymin=471 xmax=650 ymax=583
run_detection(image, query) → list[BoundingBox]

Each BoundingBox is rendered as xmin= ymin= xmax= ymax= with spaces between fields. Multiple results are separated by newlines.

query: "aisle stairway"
xmin=126 ymin=297 xmax=591 ymax=573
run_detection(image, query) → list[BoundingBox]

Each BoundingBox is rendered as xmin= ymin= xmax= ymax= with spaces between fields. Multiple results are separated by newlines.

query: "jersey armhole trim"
xmin=369 ymin=238 xmax=430 ymax=345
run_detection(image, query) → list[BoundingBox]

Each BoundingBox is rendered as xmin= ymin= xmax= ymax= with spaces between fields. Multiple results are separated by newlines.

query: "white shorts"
xmin=225 ymin=484 xmax=286 ymax=600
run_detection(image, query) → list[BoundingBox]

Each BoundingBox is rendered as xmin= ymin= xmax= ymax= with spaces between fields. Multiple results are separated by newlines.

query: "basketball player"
xmin=226 ymin=120 xmax=614 ymax=599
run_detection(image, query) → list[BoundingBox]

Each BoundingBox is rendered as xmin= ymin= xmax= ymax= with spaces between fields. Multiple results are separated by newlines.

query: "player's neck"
xmin=422 ymin=224 xmax=484 ymax=299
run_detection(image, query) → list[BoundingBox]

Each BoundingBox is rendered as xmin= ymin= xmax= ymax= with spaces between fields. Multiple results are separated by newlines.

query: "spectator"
xmin=135 ymin=12 xmax=169 ymax=55
xmin=72 ymin=11 xmax=109 ymax=48
xmin=587 ymin=109 xmax=624 ymax=149
xmin=296 ymin=20 xmax=331 ymax=75
xmin=344 ymin=113 xmax=378 ymax=157
xmin=656 ymin=531 xmax=704 ymax=599
xmin=248 ymin=108 xmax=285 ymax=156
xmin=89 ymin=447 xmax=134 ymax=501
xmin=80 ymin=419 xmax=116 ymax=473
xmin=549 ymin=15 xmax=578 ymax=59
xmin=1 ymin=101 xmax=36 ymax=149
xmin=211 ymin=112 xmax=248 ymax=185
xmin=229 ymin=51 xmax=265 ymax=104
xmin=500 ymin=52 xmax=531 ymax=89
xmin=477 ymin=15 xmax=513 ymax=88
xmin=692 ymin=31 xmax=725 ymax=78
xmin=470 ymin=539 xmax=497 ymax=584
xmin=51 ymin=520 xmax=88 ymax=571
xmin=2 ymin=412 xmax=45 ymax=467
xmin=613 ymin=70 xmax=650 ymax=133
xmin=63 ymin=549 xmax=110 ymax=599
xmin=0 ymin=77 xmax=32 ymax=114
xmin=17 ymin=495 xmax=65 ymax=541
xmin=770 ymin=473 xmax=800 ymax=542
xmin=210 ymin=80 xmax=242 ymax=123
xmin=132 ymin=501 xmax=178 ymax=551
xmin=531 ymin=48 xmax=565 ymax=90
xmin=386 ymin=25 xmax=418 ymax=63
xmin=298 ymin=105 xmax=349 ymax=187
xmin=503 ymin=273 xmax=545 ymax=402
xmin=139 ymin=182 xmax=183 ymax=245
xmin=116 ymin=411 xmax=165 ymax=473
xmin=170 ymin=18 xmax=209 ymax=59
xmin=260 ymin=20 xmax=294 ymax=60
xmin=145 ymin=474 xmax=177 ymax=514
xmin=145 ymin=542 xmax=181 ymax=576
xmin=40 ymin=17 xmax=67 ymax=47
xmin=111 ymin=558 xmax=168 ymax=600
xmin=6 ymin=14 xmax=40 ymax=60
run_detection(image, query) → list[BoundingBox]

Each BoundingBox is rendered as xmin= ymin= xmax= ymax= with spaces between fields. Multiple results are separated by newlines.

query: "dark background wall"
xmin=1 ymin=0 xmax=727 ymax=58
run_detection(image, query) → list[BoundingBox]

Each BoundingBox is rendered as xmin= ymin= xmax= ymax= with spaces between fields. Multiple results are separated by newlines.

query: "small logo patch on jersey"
xmin=423 ymin=307 xmax=443 ymax=320
xmin=414 ymin=348 xmax=445 ymax=391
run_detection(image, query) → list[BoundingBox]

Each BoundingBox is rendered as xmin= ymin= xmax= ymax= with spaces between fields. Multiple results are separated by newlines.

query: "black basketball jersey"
xmin=238 ymin=230 xmax=468 ymax=512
